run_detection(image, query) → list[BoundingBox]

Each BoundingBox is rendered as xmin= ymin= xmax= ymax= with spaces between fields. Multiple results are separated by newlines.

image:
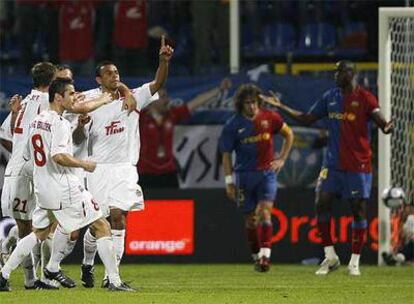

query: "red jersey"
xmin=59 ymin=1 xmax=94 ymax=61
xmin=138 ymin=105 xmax=191 ymax=174
xmin=114 ymin=0 xmax=147 ymax=49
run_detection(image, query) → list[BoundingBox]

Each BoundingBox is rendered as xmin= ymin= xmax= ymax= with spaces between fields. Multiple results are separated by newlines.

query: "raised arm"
xmin=149 ymin=35 xmax=174 ymax=95
xmin=222 ymin=152 xmax=236 ymax=202
xmin=270 ymin=123 xmax=294 ymax=172
xmin=370 ymin=110 xmax=394 ymax=134
xmin=187 ymin=78 xmax=232 ymax=112
xmin=259 ymin=93 xmax=319 ymax=126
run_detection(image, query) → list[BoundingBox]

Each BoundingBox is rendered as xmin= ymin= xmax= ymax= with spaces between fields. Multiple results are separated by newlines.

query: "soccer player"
xmin=260 ymin=60 xmax=394 ymax=276
xmin=0 ymin=78 xmax=133 ymax=292
xmin=219 ymin=84 xmax=294 ymax=272
xmin=72 ymin=36 xmax=173 ymax=288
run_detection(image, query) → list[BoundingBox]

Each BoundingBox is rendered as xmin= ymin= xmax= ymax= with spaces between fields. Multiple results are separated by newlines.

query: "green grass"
xmin=0 ymin=264 xmax=413 ymax=304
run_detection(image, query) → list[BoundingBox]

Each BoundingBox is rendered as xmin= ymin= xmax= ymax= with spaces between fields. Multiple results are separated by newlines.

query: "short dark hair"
xmin=233 ymin=83 xmax=262 ymax=114
xmin=95 ymin=60 xmax=115 ymax=77
xmin=55 ymin=64 xmax=72 ymax=72
xmin=31 ymin=62 xmax=56 ymax=88
xmin=49 ymin=78 xmax=74 ymax=103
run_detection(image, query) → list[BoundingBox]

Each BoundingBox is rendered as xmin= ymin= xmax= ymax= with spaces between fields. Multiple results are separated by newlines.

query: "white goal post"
xmin=378 ymin=7 xmax=414 ymax=265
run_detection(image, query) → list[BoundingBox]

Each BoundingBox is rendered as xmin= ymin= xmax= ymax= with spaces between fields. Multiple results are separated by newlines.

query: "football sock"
xmin=47 ymin=225 xmax=73 ymax=272
xmin=351 ymin=220 xmax=367 ymax=255
xmin=245 ymin=227 xmax=260 ymax=260
xmin=317 ymin=213 xmax=333 ymax=247
xmin=111 ymin=229 xmax=125 ymax=266
xmin=83 ymin=228 xmax=97 ymax=266
xmin=96 ymin=236 xmax=121 ymax=286
xmin=259 ymin=222 xmax=273 ymax=258
xmin=1 ymin=232 xmax=39 ymax=281
xmin=40 ymin=235 xmax=52 ymax=273
xmin=1 ymin=225 xmax=18 ymax=253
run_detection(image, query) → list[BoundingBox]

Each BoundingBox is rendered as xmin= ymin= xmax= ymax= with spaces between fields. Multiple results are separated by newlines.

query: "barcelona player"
xmin=260 ymin=60 xmax=394 ymax=275
xmin=220 ymin=84 xmax=294 ymax=272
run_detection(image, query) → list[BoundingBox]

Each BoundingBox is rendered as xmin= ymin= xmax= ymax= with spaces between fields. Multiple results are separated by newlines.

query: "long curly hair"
xmin=233 ymin=83 xmax=262 ymax=114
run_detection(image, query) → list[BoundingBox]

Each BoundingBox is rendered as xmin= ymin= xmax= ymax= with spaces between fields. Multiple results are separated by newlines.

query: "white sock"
xmin=324 ymin=246 xmax=337 ymax=260
xmin=82 ymin=228 xmax=97 ymax=266
xmin=258 ymin=248 xmax=271 ymax=259
xmin=1 ymin=225 xmax=18 ymax=253
xmin=252 ymin=253 xmax=258 ymax=262
xmin=46 ymin=225 xmax=71 ymax=272
xmin=96 ymin=236 xmax=121 ymax=286
xmin=349 ymin=253 xmax=360 ymax=267
xmin=111 ymin=229 xmax=125 ymax=266
xmin=1 ymin=232 xmax=39 ymax=281
xmin=41 ymin=235 xmax=53 ymax=274
xmin=62 ymin=239 xmax=77 ymax=260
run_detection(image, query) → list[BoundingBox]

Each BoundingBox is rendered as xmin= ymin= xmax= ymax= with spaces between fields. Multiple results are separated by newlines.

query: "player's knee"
xmin=91 ymin=218 xmax=111 ymax=237
xmin=110 ymin=209 xmax=125 ymax=229
xmin=33 ymin=227 xmax=51 ymax=241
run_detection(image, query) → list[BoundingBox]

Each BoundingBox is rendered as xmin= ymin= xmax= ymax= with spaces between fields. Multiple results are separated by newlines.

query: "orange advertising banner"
xmin=125 ymin=200 xmax=194 ymax=255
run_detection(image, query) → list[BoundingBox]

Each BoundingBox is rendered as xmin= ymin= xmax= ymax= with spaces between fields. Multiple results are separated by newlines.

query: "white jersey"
xmin=0 ymin=113 xmax=13 ymax=142
xmin=27 ymin=110 xmax=83 ymax=210
xmin=6 ymin=89 xmax=49 ymax=176
xmin=83 ymin=83 xmax=157 ymax=164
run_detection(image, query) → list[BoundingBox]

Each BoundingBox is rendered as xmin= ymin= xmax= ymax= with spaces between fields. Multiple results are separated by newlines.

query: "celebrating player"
xmin=0 ymin=78 xmax=133 ymax=292
xmin=219 ymin=83 xmax=294 ymax=272
xmin=70 ymin=36 xmax=173 ymax=288
xmin=260 ymin=60 xmax=394 ymax=276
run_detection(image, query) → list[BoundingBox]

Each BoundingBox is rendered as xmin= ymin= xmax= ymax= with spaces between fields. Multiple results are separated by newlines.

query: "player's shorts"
xmin=315 ymin=167 xmax=372 ymax=200
xmin=86 ymin=162 xmax=144 ymax=217
xmin=1 ymin=175 xmax=35 ymax=220
xmin=235 ymin=170 xmax=277 ymax=213
xmin=32 ymin=190 xmax=102 ymax=234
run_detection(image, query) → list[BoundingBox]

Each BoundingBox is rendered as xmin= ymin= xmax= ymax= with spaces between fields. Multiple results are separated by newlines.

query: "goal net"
xmin=378 ymin=7 xmax=414 ymax=264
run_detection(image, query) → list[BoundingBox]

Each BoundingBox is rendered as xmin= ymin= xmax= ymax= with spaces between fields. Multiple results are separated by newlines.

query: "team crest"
xmin=261 ymin=120 xmax=269 ymax=128
xmin=351 ymin=101 xmax=359 ymax=107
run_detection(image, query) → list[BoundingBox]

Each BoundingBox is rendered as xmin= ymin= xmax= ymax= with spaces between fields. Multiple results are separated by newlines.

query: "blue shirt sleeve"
xmin=308 ymin=91 xmax=329 ymax=119
xmin=219 ymin=122 xmax=236 ymax=153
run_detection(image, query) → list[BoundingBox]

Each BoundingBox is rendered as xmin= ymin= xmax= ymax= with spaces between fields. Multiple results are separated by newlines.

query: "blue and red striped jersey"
xmin=219 ymin=109 xmax=284 ymax=172
xmin=309 ymin=86 xmax=379 ymax=173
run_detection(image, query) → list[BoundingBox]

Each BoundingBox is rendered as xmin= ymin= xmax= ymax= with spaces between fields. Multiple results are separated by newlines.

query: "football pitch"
xmin=0 ymin=264 xmax=412 ymax=304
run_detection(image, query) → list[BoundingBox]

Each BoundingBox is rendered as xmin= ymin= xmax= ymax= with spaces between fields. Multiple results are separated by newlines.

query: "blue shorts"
xmin=316 ymin=168 xmax=372 ymax=200
xmin=235 ymin=171 xmax=277 ymax=213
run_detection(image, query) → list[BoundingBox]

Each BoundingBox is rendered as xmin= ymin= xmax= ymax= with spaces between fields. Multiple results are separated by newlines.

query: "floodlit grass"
xmin=0 ymin=264 xmax=412 ymax=304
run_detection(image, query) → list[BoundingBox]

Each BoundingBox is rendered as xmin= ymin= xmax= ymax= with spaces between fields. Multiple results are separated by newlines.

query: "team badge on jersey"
xmin=261 ymin=120 xmax=269 ymax=128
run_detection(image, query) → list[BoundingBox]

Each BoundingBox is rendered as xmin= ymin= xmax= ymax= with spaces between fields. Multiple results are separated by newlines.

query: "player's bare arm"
xmin=187 ymin=78 xmax=232 ymax=112
xmin=9 ymin=94 xmax=23 ymax=134
xmin=370 ymin=110 xmax=394 ymax=134
xmin=222 ymin=152 xmax=236 ymax=202
xmin=149 ymin=35 xmax=174 ymax=95
xmin=270 ymin=123 xmax=294 ymax=173
xmin=73 ymin=114 xmax=91 ymax=145
xmin=259 ymin=92 xmax=319 ymax=126
xmin=52 ymin=153 xmax=96 ymax=173
xmin=69 ymin=92 xmax=112 ymax=114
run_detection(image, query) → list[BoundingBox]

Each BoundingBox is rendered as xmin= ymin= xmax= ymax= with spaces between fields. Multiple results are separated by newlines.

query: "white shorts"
xmin=32 ymin=190 xmax=102 ymax=234
xmin=1 ymin=175 xmax=35 ymax=220
xmin=86 ymin=163 xmax=144 ymax=217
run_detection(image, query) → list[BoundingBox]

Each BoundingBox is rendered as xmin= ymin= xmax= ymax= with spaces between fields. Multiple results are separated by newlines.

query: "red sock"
xmin=260 ymin=222 xmax=273 ymax=248
xmin=317 ymin=218 xmax=333 ymax=247
xmin=245 ymin=227 xmax=260 ymax=254
xmin=351 ymin=228 xmax=366 ymax=254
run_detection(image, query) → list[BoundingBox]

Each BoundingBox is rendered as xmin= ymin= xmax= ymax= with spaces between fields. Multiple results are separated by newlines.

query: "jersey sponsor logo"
xmin=328 ymin=112 xmax=356 ymax=121
xmin=105 ymin=120 xmax=125 ymax=135
xmin=241 ymin=132 xmax=271 ymax=144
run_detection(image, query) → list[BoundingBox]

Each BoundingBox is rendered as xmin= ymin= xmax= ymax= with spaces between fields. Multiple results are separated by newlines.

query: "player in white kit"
xmin=75 ymin=37 xmax=174 ymax=288
xmin=0 ymin=78 xmax=133 ymax=292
